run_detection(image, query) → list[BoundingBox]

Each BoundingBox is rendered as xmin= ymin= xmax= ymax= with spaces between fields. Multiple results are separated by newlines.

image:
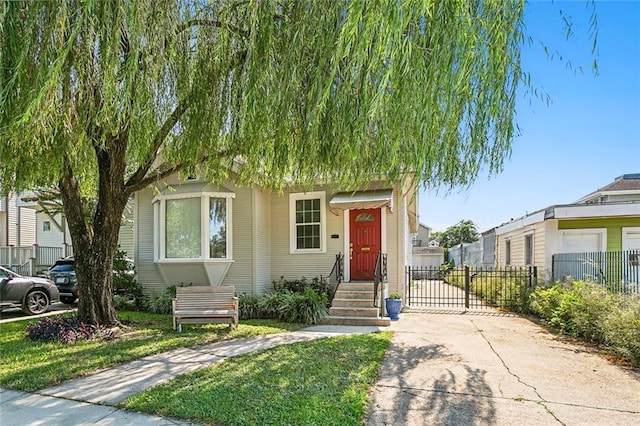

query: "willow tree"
xmin=0 ymin=1 xmax=572 ymax=325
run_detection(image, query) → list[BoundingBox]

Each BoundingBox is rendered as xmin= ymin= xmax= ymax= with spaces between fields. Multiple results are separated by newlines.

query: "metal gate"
xmin=405 ymin=266 xmax=538 ymax=311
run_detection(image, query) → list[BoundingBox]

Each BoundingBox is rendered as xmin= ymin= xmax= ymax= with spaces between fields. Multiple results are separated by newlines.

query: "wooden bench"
xmin=172 ymin=285 xmax=238 ymax=332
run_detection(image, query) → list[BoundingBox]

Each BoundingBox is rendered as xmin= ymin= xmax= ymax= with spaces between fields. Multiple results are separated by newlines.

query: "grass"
xmin=121 ymin=332 xmax=392 ymax=426
xmin=0 ymin=311 xmax=305 ymax=391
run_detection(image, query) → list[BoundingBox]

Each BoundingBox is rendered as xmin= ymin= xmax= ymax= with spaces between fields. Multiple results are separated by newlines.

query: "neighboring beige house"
xmin=495 ymin=173 xmax=640 ymax=280
xmin=132 ymin=176 xmax=418 ymax=299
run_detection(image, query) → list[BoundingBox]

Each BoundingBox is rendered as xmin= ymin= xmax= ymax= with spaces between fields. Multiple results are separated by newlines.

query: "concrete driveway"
xmin=366 ymin=309 xmax=640 ymax=426
xmin=0 ymin=302 xmax=76 ymax=323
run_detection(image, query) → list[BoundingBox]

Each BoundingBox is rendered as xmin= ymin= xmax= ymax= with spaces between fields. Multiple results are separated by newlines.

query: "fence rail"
xmin=406 ymin=265 xmax=538 ymax=311
xmin=552 ymin=250 xmax=640 ymax=294
xmin=0 ymin=245 xmax=73 ymax=276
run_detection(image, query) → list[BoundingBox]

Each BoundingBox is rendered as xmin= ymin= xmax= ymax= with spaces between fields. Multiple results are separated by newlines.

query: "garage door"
xmin=560 ymin=230 xmax=605 ymax=253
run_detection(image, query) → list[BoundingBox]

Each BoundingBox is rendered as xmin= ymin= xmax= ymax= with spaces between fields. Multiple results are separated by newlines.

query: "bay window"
xmin=154 ymin=192 xmax=234 ymax=261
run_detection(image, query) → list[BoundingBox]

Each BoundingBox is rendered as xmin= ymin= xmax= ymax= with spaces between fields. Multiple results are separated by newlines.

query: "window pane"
xmin=166 ymin=198 xmax=201 ymax=258
xmin=209 ymin=198 xmax=227 ymax=258
xmin=296 ymin=224 xmax=320 ymax=249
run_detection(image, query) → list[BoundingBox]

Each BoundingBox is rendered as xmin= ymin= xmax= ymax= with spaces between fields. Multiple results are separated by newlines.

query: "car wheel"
xmin=22 ymin=290 xmax=50 ymax=315
xmin=60 ymin=296 xmax=77 ymax=304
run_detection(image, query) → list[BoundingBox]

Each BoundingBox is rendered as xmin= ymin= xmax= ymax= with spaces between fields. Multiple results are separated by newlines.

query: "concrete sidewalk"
xmin=366 ymin=309 xmax=640 ymax=425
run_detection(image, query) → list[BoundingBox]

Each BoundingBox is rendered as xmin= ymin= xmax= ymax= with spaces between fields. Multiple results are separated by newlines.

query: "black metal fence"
xmin=405 ymin=265 xmax=538 ymax=311
xmin=552 ymin=250 xmax=640 ymax=294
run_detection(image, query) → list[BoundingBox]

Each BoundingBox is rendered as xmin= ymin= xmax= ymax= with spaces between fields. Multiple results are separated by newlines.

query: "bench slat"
xmin=172 ymin=285 xmax=238 ymax=332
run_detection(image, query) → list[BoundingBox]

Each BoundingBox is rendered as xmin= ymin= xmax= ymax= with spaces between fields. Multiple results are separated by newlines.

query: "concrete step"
xmin=337 ymin=282 xmax=376 ymax=291
xmin=329 ymin=307 xmax=381 ymax=317
xmin=334 ymin=290 xmax=377 ymax=299
xmin=331 ymin=297 xmax=378 ymax=308
xmin=319 ymin=315 xmax=391 ymax=327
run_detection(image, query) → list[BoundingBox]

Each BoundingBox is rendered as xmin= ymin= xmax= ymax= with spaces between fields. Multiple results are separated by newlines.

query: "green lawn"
xmin=121 ymin=332 xmax=392 ymax=426
xmin=0 ymin=311 xmax=305 ymax=391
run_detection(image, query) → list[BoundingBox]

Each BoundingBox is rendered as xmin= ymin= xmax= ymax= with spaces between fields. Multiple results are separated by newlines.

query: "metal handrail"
xmin=373 ymin=252 xmax=387 ymax=312
xmin=328 ymin=252 xmax=344 ymax=284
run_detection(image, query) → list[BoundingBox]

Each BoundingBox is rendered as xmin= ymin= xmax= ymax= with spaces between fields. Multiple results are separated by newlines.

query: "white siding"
xmin=136 ymin=188 xmax=166 ymax=295
xmin=270 ymin=186 xmax=342 ymax=281
xmin=117 ymin=199 xmax=135 ymax=257
xmin=496 ymin=220 xmax=546 ymax=270
xmin=253 ymin=189 xmax=272 ymax=295
xmin=7 ymin=194 xmax=36 ymax=246
xmin=36 ymin=212 xmax=67 ymax=247
xmin=221 ymin=185 xmax=254 ymax=294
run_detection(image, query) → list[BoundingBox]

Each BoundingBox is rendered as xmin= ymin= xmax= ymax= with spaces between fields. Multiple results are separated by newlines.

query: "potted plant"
xmin=385 ymin=292 xmax=402 ymax=320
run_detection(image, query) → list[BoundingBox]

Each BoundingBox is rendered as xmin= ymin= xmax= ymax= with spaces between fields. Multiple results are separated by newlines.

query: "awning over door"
xmin=329 ymin=189 xmax=393 ymax=215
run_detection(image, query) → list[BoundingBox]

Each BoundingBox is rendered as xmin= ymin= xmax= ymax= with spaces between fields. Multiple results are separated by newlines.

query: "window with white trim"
xmin=289 ymin=192 xmax=326 ymax=253
xmin=154 ymin=192 xmax=234 ymax=261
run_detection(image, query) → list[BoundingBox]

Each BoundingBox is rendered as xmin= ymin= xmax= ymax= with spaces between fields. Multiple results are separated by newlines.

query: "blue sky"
xmin=419 ymin=0 xmax=640 ymax=233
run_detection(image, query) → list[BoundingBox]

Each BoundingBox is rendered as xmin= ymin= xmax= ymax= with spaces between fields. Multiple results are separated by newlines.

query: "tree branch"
xmin=126 ymin=151 xmax=231 ymax=194
xmin=125 ymin=99 xmax=190 ymax=190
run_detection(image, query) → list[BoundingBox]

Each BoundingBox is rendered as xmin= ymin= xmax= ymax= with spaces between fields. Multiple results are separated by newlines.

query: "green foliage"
xmin=277 ymin=288 xmax=329 ymax=325
xmin=239 ymin=278 xmax=330 ymax=324
xmin=237 ymin=294 xmax=261 ymax=320
xmin=113 ymin=248 xmax=145 ymax=310
xmin=432 ymin=220 xmax=480 ymax=249
xmin=530 ymin=281 xmax=640 ymax=366
xmin=144 ymin=286 xmax=178 ymax=315
xmin=388 ymin=292 xmax=402 ymax=299
xmin=272 ymin=276 xmax=333 ymax=304
xmin=121 ymin=332 xmax=392 ymax=426
xmin=446 ymin=268 xmax=534 ymax=312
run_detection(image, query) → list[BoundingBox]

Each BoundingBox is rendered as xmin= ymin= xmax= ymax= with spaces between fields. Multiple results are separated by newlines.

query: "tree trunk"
xmin=59 ymin=136 xmax=130 ymax=326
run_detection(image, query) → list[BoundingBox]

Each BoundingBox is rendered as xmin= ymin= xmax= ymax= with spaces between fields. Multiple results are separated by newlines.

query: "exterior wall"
xmin=135 ymin=189 xmax=165 ymax=295
xmin=495 ymin=220 xmax=546 ymax=269
xmin=36 ymin=212 xmax=68 ymax=247
xmin=557 ymin=217 xmax=640 ymax=251
xmin=117 ymin=199 xmax=135 ymax=257
xmin=414 ymin=223 xmax=430 ymax=247
xmin=221 ymin=185 xmax=254 ymax=294
xmin=252 ymin=189 xmax=272 ymax=295
xmin=6 ymin=194 xmax=36 ymax=246
xmin=269 ymin=185 xmax=343 ymax=283
xmin=136 ymin=179 xmax=413 ymax=297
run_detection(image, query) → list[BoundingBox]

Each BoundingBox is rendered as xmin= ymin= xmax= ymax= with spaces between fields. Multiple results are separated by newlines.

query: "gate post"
xmin=464 ymin=266 xmax=470 ymax=309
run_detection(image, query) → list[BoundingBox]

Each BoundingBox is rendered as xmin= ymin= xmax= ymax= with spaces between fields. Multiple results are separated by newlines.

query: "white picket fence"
xmin=0 ymin=245 xmax=73 ymax=276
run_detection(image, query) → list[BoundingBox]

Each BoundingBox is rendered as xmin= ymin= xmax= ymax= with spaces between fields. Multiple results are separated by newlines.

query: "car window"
xmin=50 ymin=263 xmax=75 ymax=272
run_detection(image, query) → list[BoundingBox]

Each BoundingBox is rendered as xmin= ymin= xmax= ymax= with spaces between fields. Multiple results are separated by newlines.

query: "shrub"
xmin=238 ymin=287 xmax=329 ymax=325
xmin=25 ymin=315 xmax=115 ymax=344
xmin=144 ymin=285 xmax=177 ymax=314
xmin=113 ymin=248 xmax=145 ymax=310
xmin=599 ymin=297 xmax=640 ymax=366
xmin=277 ymin=288 xmax=328 ymax=324
xmin=529 ymin=281 xmax=640 ymax=367
xmin=388 ymin=292 xmax=402 ymax=299
xmin=272 ymin=276 xmax=333 ymax=304
xmin=238 ymin=293 xmax=261 ymax=320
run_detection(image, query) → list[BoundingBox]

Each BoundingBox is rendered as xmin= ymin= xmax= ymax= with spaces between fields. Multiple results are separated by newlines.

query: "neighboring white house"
xmin=0 ymin=193 xmax=37 ymax=247
xmin=132 ymin=176 xmax=418 ymax=297
xmin=494 ymin=173 xmax=640 ymax=280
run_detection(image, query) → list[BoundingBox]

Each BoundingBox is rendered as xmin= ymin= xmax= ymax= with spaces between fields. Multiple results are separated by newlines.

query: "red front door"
xmin=349 ymin=209 xmax=381 ymax=280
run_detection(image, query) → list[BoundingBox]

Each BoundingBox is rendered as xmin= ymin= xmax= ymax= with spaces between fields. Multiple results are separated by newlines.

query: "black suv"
xmin=47 ymin=256 xmax=135 ymax=304
xmin=47 ymin=258 xmax=78 ymax=304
